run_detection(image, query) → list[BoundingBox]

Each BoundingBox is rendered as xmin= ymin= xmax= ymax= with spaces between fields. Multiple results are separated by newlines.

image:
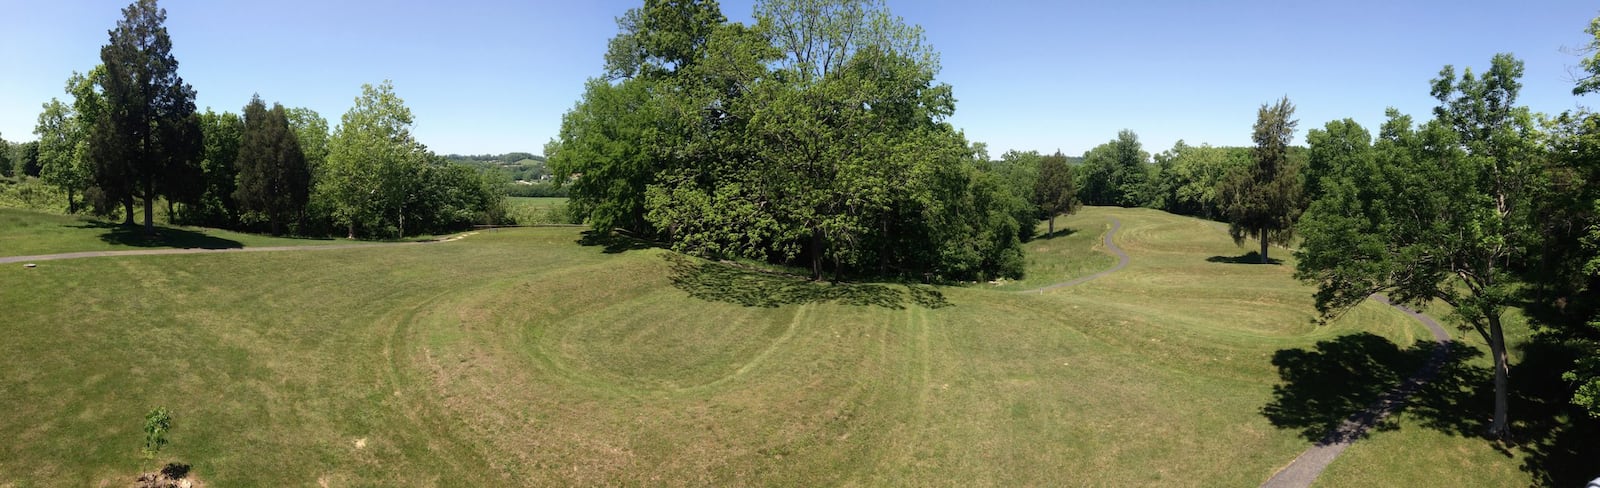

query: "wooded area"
xmin=9 ymin=0 xmax=504 ymax=238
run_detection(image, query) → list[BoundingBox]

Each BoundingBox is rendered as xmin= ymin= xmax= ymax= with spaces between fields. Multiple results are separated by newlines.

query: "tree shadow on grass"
xmin=1206 ymin=251 xmax=1282 ymax=265
xmin=1262 ymin=331 xmax=1600 ymax=485
xmin=1038 ymin=227 xmax=1080 ymax=239
xmin=1261 ymin=333 xmax=1467 ymax=442
xmin=663 ymin=254 xmax=950 ymax=310
xmin=71 ymin=221 xmax=243 ymax=249
xmin=577 ymin=230 xmax=655 ymax=254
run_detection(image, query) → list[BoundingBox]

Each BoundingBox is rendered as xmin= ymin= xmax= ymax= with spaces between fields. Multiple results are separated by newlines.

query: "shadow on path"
xmin=1261 ymin=306 xmax=1600 ymax=486
xmin=664 ymin=254 xmax=949 ymax=310
xmin=1262 ymin=333 xmax=1481 ymax=443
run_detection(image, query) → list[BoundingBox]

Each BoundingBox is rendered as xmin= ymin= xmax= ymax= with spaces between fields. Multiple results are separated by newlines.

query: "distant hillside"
xmin=440 ymin=152 xmax=565 ymax=197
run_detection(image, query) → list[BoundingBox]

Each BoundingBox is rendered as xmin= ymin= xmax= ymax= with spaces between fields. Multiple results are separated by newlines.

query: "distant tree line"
xmin=21 ymin=0 xmax=503 ymax=238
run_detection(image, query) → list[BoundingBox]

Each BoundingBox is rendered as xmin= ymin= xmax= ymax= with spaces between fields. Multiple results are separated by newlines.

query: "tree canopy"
xmin=1296 ymin=55 xmax=1541 ymax=437
xmin=550 ymin=0 xmax=1025 ymax=281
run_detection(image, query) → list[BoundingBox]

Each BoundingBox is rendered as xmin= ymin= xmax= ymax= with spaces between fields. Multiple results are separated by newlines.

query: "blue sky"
xmin=2 ymin=0 xmax=1597 ymax=157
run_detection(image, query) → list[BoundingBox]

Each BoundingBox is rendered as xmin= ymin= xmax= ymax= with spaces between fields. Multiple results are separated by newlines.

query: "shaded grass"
xmin=0 ymin=208 xmax=340 ymax=257
xmin=0 ymin=206 xmax=1546 ymax=486
xmin=663 ymin=253 xmax=949 ymax=310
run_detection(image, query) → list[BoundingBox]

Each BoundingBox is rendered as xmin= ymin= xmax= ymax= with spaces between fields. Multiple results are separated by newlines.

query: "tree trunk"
xmin=1048 ymin=216 xmax=1056 ymax=238
xmin=810 ymin=227 xmax=824 ymax=281
xmin=1487 ymin=312 xmax=1511 ymax=438
xmin=143 ymin=195 xmax=155 ymax=236
xmin=1259 ymin=230 xmax=1270 ymax=264
xmin=66 ymin=188 xmax=77 ymax=214
xmin=123 ymin=198 xmax=135 ymax=226
xmin=347 ymin=221 xmax=356 ymax=240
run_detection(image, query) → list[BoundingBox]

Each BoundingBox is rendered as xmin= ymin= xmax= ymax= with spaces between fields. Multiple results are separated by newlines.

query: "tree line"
xmin=23 ymin=0 xmax=503 ymax=238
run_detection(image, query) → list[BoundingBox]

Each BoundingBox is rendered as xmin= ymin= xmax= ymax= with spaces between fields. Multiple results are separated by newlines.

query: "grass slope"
xmin=0 ymin=206 xmax=1536 ymax=486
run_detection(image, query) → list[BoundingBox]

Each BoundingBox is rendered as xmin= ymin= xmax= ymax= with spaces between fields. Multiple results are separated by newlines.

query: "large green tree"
xmin=554 ymin=0 xmax=1021 ymax=281
xmin=90 ymin=0 xmax=202 ymax=233
xmin=1296 ymin=55 xmax=1543 ymax=437
xmin=322 ymin=81 xmax=426 ymax=239
xmin=234 ymin=96 xmax=311 ymax=235
xmin=991 ymin=149 xmax=1043 ymax=241
xmin=188 ymin=108 xmax=243 ymax=227
xmin=1304 ymin=118 xmax=1372 ymax=203
xmin=1033 ymin=151 xmax=1078 ymax=238
xmin=1220 ymin=96 xmax=1302 ymax=263
xmin=1078 ymin=130 xmax=1151 ymax=207
xmin=34 ymin=71 xmax=102 ymax=215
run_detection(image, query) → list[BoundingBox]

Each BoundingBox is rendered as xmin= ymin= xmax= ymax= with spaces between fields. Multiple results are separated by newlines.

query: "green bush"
xmin=142 ymin=407 xmax=171 ymax=459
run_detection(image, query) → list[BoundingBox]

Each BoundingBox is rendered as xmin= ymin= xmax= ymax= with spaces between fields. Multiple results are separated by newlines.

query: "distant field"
xmin=504 ymin=196 xmax=572 ymax=225
xmin=0 ymin=206 xmax=1543 ymax=486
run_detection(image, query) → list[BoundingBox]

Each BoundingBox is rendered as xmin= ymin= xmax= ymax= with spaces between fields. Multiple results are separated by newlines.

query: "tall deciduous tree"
xmin=234 ymin=96 xmax=311 ymax=235
xmin=1534 ymin=14 xmax=1600 ymax=420
xmin=91 ymin=0 xmax=201 ymax=234
xmin=36 ymin=98 xmax=83 ymax=213
xmin=1297 ymin=55 xmax=1542 ymax=437
xmin=1033 ymin=151 xmax=1078 ymax=238
xmin=1221 ymin=96 xmax=1302 ymax=263
xmin=323 ymin=81 xmax=425 ymax=238
xmin=191 ymin=108 xmax=243 ymax=227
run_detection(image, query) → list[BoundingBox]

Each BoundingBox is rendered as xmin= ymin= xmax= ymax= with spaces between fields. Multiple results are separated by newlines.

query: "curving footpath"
xmin=1259 ymin=295 xmax=1454 ymax=488
xmin=1025 ymin=217 xmax=1129 ymax=293
xmin=0 ymin=233 xmax=474 ymax=265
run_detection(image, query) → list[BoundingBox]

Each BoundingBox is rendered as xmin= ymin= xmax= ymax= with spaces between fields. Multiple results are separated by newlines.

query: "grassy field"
xmin=0 ymin=206 xmax=1548 ymax=486
xmin=504 ymin=196 xmax=571 ymax=225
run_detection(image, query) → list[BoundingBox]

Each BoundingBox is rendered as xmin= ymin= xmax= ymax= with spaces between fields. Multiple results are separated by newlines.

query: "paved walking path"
xmin=1025 ymin=217 xmax=1128 ymax=293
xmin=1259 ymin=295 xmax=1453 ymax=488
xmin=0 ymin=233 xmax=474 ymax=265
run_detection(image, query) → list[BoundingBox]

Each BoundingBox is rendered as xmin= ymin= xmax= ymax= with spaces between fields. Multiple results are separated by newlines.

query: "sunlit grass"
xmin=0 ymin=206 xmax=1536 ymax=486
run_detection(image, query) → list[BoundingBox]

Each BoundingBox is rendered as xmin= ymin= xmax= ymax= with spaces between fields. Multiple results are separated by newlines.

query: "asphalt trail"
xmin=1259 ymin=295 xmax=1453 ymax=488
xmin=1025 ymin=217 xmax=1128 ymax=293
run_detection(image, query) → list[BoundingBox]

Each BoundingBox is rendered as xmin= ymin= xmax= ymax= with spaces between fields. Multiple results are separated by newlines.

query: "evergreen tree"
xmin=1221 ymin=96 xmax=1302 ymax=263
xmin=234 ymin=96 xmax=311 ymax=235
xmin=90 ymin=0 xmax=202 ymax=233
xmin=1033 ymin=151 xmax=1079 ymax=238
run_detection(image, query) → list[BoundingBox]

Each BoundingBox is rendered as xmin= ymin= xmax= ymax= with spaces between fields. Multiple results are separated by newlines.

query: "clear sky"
xmin=2 ymin=0 xmax=1597 ymax=157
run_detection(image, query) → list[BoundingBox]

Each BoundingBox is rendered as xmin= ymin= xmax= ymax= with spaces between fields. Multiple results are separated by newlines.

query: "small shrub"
xmin=142 ymin=407 xmax=172 ymax=458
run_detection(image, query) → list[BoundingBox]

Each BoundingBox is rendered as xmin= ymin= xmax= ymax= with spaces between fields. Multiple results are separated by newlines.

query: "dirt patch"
xmin=132 ymin=463 xmax=203 ymax=488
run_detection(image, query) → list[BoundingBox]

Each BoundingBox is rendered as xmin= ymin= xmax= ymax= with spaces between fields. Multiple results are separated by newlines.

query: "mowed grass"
xmin=504 ymin=196 xmax=570 ymax=225
xmin=0 ymin=206 xmax=1535 ymax=485
xmin=0 ymin=208 xmax=344 ymax=257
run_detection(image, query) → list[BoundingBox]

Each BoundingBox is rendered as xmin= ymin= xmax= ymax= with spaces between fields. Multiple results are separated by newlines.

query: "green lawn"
xmin=0 ymin=206 xmax=1545 ymax=485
